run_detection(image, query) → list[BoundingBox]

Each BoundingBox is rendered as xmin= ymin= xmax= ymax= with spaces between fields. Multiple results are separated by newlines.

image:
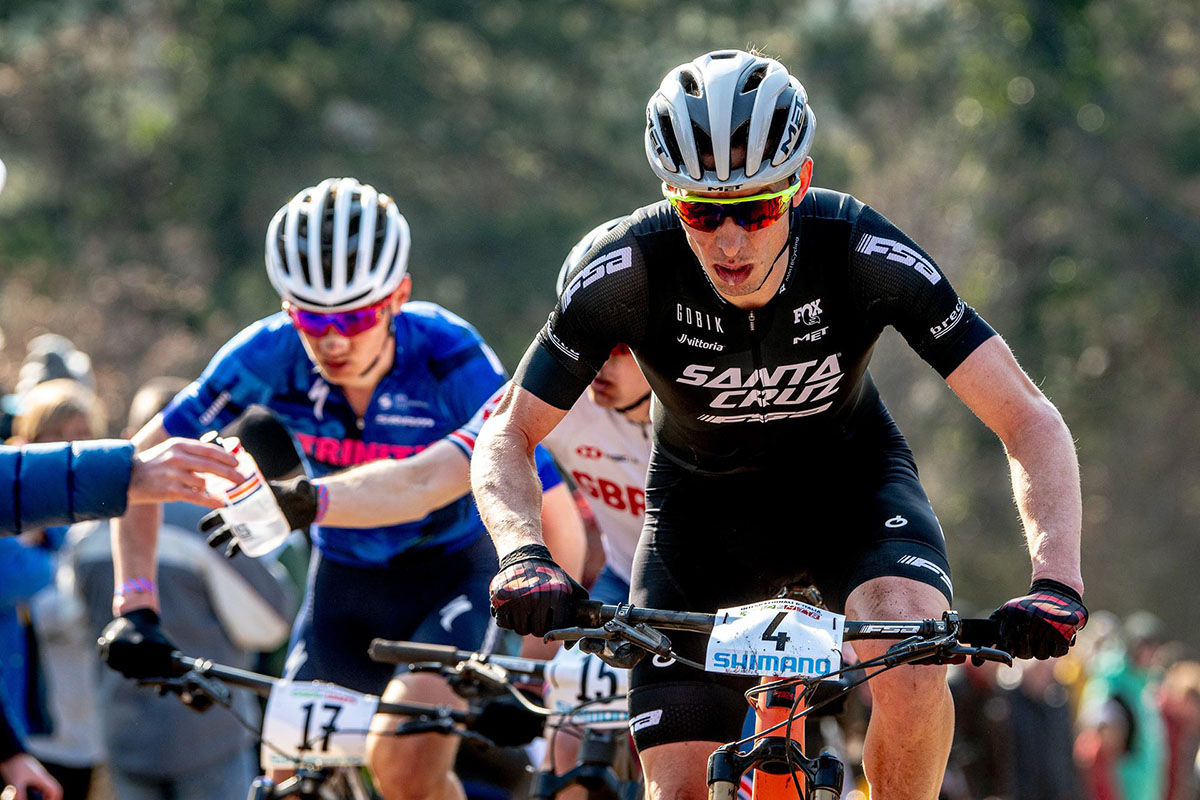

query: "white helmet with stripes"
xmin=645 ymin=50 xmax=815 ymax=193
xmin=265 ymin=177 xmax=411 ymax=312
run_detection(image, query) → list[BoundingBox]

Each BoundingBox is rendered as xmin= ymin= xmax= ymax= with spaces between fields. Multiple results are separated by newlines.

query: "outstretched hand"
xmin=127 ymin=438 xmax=244 ymax=508
xmin=0 ymin=753 xmax=63 ymax=800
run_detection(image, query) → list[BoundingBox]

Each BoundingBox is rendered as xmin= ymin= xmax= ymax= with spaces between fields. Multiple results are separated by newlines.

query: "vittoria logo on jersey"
xmin=930 ymin=299 xmax=966 ymax=339
xmin=676 ymin=304 xmax=724 ymax=333
xmin=856 ymin=234 xmax=941 ymax=285
xmin=676 ymin=355 xmax=843 ymax=423
xmin=793 ymin=298 xmax=823 ymax=326
xmin=561 ymin=247 xmax=633 ymax=311
xmin=676 ymin=333 xmax=725 ymax=351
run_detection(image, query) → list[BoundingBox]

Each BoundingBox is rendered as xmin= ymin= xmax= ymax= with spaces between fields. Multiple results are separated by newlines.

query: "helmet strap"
xmin=356 ymin=308 xmax=395 ymax=378
xmin=615 ymin=391 xmax=652 ymax=415
xmin=750 ymin=210 xmax=794 ymax=294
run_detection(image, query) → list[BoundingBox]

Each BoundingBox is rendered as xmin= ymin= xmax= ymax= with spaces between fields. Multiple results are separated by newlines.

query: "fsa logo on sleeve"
xmin=561 ymin=247 xmax=633 ymax=311
xmin=856 ymin=234 xmax=941 ymax=285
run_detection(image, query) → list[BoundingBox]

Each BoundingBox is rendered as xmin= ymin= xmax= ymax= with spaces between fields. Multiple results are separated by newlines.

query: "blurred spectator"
xmin=1 ymin=691 xmax=62 ymax=800
xmin=67 ymin=377 xmax=294 ymax=800
xmin=1076 ymin=611 xmax=1169 ymax=800
xmin=1 ymin=379 xmax=107 ymax=757
xmin=12 ymin=379 xmax=109 ymax=800
xmin=14 ymin=335 xmax=96 ymax=399
xmin=945 ymin=659 xmax=1010 ymax=798
xmin=1006 ymin=659 xmax=1082 ymax=799
xmin=1160 ymin=660 xmax=1200 ymax=800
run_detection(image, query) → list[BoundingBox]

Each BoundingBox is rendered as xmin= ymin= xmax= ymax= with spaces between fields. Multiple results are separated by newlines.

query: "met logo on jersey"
xmin=856 ymin=234 xmax=941 ymax=285
xmin=676 ymin=355 xmax=843 ymax=423
xmin=561 ymin=247 xmax=633 ymax=311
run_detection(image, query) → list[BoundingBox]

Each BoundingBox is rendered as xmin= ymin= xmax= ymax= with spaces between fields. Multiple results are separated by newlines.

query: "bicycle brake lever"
xmin=452 ymin=659 xmax=514 ymax=697
xmin=960 ymin=645 xmax=1013 ymax=667
xmin=544 ymin=625 xmax=612 ymax=644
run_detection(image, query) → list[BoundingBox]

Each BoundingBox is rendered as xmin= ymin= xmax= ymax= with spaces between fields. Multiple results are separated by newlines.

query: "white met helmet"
xmin=265 ymin=177 xmax=411 ymax=312
xmin=555 ymin=217 xmax=626 ymax=298
xmin=645 ymin=50 xmax=816 ymax=193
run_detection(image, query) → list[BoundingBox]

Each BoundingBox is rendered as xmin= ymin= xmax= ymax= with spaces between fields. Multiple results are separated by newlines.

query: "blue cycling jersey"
xmin=162 ymin=302 xmax=561 ymax=567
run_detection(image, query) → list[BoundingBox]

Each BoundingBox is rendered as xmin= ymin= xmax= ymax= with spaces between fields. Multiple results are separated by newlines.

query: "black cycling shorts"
xmin=287 ymin=535 xmax=498 ymax=695
xmin=626 ymin=446 xmax=953 ymax=750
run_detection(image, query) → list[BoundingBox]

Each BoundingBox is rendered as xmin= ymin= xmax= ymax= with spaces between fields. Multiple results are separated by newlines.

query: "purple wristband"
xmin=314 ymin=483 xmax=330 ymax=524
xmin=115 ymin=577 xmax=157 ymax=597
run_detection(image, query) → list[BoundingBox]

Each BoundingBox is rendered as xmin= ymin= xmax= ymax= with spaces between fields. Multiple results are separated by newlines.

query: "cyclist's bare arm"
xmin=112 ymin=416 xmax=172 ymax=615
xmin=540 ymin=482 xmax=587 ymax=578
xmin=318 ymin=439 xmax=586 ymax=576
xmin=945 ymin=335 xmax=1083 ymax=592
xmin=471 ymin=384 xmax=570 ymax=560
xmin=316 ymin=439 xmax=473 ymax=527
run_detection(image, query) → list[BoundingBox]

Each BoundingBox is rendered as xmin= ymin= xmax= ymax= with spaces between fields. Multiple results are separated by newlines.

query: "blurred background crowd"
xmin=1 ymin=0 xmax=1197 ymax=798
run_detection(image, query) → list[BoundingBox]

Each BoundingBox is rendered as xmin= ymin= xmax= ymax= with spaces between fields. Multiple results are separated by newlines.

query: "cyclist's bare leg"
xmin=845 ymin=576 xmax=952 ymax=800
xmin=367 ymin=672 xmax=467 ymax=800
xmin=638 ymin=740 xmax=724 ymax=800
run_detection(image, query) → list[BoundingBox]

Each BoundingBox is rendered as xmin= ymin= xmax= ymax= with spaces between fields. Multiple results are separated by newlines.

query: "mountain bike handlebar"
xmin=367 ymin=640 xmax=548 ymax=680
xmin=157 ymin=653 xmax=474 ymax=723
xmin=547 ymin=602 xmax=1011 ymax=670
xmin=569 ymin=600 xmax=1000 ymax=644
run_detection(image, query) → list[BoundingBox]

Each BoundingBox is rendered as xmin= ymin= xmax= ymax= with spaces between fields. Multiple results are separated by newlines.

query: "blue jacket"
xmin=0 ymin=441 xmax=135 ymax=535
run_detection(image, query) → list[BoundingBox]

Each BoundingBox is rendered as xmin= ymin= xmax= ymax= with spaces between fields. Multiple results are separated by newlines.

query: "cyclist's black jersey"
xmin=514 ymin=188 xmax=996 ymax=474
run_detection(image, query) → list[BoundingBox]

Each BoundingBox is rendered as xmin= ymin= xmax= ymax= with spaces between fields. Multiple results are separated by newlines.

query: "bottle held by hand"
xmin=202 ymin=436 xmax=291 ymax=557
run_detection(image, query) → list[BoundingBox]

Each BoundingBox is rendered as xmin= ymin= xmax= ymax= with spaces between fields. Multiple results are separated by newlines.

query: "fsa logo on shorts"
xmin=856 ymin=234 xmax=941 ymax=285
xmin=629 ymin=709 xmax=663 ymax=733
xmin=561 ymin=247 xmax=633 ymax=311
xmin=897 ymin=555 xmax=953 ymax=593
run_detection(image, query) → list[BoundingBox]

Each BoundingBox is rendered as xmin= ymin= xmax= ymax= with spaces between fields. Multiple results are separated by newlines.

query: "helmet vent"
xmin=679 ymin=70 xmax=702 ymax=97
xmin=742 ymin=66 xmax=767 ymax=93
xmin=658 ymin=111 xmax=683 ymax=165
xmin=691 ymin=123 xmax=713 ymax=163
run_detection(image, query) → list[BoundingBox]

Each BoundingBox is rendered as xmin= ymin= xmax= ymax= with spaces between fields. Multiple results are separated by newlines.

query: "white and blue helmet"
xmin=266 ymin=177 xmax=411 ymax=312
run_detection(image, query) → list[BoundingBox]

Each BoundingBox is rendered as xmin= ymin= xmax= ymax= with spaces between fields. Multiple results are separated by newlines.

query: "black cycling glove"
xmin=201 ymin=475 xmax=320 ymax=557
xmin=488 ymin=544 xmax=587 ymax=637
xmin=98 ymin=609 xmax=181 ymax=679
xmin=990 ymin=579 xmax=1088 ymax=660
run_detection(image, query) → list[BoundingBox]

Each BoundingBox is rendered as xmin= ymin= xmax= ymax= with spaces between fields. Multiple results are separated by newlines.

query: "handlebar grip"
xmin=574 ymin=599 xmax=607 ymax=627
xmin=369 ymin=639 xmax=463 ymax=666
xmin=958 ymin=618 xmax=1001 ymax=648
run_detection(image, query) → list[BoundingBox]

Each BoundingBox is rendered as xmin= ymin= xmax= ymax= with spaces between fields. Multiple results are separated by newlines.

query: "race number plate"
xmin=543 ymin=646 xmax=629 ymax=730
xmin=260 ymin=681 xmax=380 ymax=768
xmin=704 ymin=598 xmax=844 ymax=678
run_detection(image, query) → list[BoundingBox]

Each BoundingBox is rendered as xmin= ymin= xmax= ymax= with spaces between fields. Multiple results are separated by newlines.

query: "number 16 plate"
xmin=704 ymin=599 xmax=844 ymax=678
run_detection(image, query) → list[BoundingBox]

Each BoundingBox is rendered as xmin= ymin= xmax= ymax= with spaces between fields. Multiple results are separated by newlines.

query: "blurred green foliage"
xmin=1 ymin=0 xmax=1197 ymax=645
